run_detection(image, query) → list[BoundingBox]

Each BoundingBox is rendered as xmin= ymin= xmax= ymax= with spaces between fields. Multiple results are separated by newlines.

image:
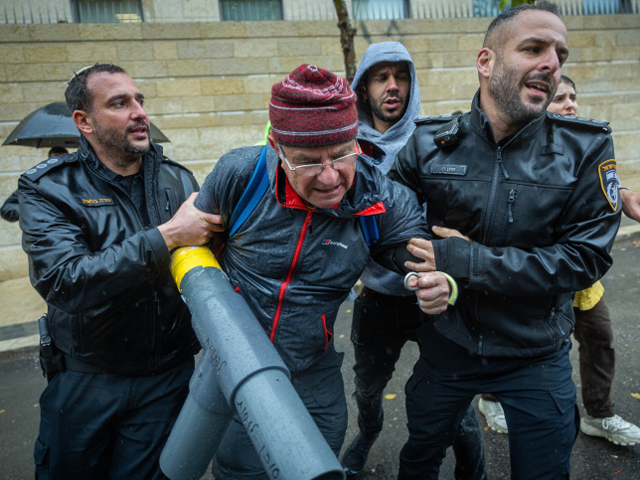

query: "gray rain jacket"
xmin=195 ymin=145 xmax=428 ymax=373
xmin=352 ymin=41 xmax=423 ymax=296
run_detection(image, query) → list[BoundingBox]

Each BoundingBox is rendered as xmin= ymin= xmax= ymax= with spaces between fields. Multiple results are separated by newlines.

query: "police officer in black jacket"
xmin=390 ymin=3 xmax=621 ymax=479
xmin=19 ymin=64 xmax=221 ymax=479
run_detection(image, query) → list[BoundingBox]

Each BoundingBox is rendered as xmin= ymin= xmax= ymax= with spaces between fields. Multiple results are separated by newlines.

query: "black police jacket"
xmin=1 ymin=190 xmax=19 ymax=222
xmin=19 ymin=137 xmax=200 ymax=375
xmin=390 ymin=91 xmax=621 ymax=358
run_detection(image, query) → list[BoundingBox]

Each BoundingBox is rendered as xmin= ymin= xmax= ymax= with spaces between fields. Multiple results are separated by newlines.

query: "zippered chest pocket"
xmin=497 ymin=183 xmax=573 ymax=247
xmin=420 ymin=177 xmax=488 ymax=240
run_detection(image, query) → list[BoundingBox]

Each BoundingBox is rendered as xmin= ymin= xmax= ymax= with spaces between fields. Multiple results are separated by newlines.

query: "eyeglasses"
xmin=278 ymin=145 xmax=359 ymax=177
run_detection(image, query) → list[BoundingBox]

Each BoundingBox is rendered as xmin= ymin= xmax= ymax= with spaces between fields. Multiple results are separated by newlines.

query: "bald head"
xmin=483 ymin=1 xmax=560 ymax=52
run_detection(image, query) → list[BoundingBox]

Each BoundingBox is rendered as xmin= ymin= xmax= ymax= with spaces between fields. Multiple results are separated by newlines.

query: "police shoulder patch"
xmin=546 ymin=112 xmax=612 ymax=134
xmin=22 ymin=154 xmax=76 ymax=181
xmin=598 ymin=159 xmax=620 ymax=211
xmin=415 ymin=115 xmax=453 ymax=125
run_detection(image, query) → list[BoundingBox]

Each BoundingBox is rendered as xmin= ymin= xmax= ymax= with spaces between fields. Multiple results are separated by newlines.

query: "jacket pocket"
xmin=321 ymin=313 xmax=333 ymax=351
xmin=34 ymin=437 xmax=50 ymax=479
xmin=498 ymin=188 xmax=517 ymax=246
xmin=549 ymin=381 xmax=577 ymax=415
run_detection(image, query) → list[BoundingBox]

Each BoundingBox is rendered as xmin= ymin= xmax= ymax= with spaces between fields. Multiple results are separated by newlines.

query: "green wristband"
xmin=438 ymin=271 xmax=459 ymax=305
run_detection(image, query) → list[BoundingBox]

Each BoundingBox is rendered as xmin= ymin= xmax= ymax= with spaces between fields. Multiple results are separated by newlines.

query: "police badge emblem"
xmin=598 ymin=159 xmax=619 ymax=211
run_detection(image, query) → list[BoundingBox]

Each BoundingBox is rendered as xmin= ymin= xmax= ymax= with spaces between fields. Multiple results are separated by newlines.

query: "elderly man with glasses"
xmin=193 ymin=64 xmax=453 ymax=480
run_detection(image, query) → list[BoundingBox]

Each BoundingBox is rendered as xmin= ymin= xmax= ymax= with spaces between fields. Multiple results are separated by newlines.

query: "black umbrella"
xmin=2 ymin=102 xmax=170 ymax=149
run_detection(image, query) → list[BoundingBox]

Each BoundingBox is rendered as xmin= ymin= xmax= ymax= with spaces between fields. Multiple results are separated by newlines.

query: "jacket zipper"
xmin=508 ymin=189 xmax=517 ymax=223
xmin=321 ymin=313 xmax=331 ymax=351
xmin=476 ymin=299 xmax=483 ymax=355
xmin=322 ymin=313 xmax=329 ymax=352
xmin=152 ymin=290 xmax=159 ymax=372
xmin=85 ymin=150 xmax=164 ymax=373
xmin=482 ymin=147 xmax=503 ymax=243
xmin=270 ymin=211 xmax=313 ymax=343
xmin=145 ymin=156 xmax=161 ymax=374
xmin=477 ymin=147 xmax=505 ymax=354
xmin=99 ymin=185 xmax=158 ymax=371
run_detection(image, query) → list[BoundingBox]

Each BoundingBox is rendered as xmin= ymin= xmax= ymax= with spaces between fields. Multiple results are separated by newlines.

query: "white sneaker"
xmin=478 ymin=398 xmax=508 ymax=434
xmin=580 ymin=414 xmax=640 ymax=446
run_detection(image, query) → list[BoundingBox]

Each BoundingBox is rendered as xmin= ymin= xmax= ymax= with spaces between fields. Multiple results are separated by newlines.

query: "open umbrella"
xmin=2 ymin=102 xmax=170 ymax=149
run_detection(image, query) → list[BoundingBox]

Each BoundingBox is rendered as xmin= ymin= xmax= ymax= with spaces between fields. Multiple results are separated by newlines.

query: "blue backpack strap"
xmin=358 ymin=215 xmax=379 ymax=246
xmin=229 ymin=145 xmax=269 ymax=236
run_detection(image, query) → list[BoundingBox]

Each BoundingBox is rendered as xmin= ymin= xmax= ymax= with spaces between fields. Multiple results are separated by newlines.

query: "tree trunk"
xmin=333 ymin=0 xmax=357 ymax=83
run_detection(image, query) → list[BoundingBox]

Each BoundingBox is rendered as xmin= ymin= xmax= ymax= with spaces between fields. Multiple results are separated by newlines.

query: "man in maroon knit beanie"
xmin=194 ymin=64 xmax=453 ymax=480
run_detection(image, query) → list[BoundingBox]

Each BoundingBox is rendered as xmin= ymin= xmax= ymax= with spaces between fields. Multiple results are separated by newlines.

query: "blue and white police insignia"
xmin=598 ymin=159 xmax=619 ymax=211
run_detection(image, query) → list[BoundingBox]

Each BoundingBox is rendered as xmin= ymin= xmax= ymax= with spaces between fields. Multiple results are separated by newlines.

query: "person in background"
xmin=1 ymin=146 xmax=68 ymax=222
xmin=342 ymin=41 xmax=485 ymax=480
xmin=478 ymin=75 xmax=640 ymax=447
xmin=547 ymin=76 xmax=640 ymax=222
xmin=47 ymin=146 xmax=69 ymax=158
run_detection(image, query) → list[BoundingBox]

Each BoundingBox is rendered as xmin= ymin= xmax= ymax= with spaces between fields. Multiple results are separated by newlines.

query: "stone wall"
xmin=0 ymin=14 xmax=639 ymax=280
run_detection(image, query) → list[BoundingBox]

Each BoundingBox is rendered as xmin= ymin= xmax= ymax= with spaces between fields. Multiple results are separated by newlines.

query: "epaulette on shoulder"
xmin=546 ymin=112 xmax=611 ymax=134
xmin=415 ymin=115 xmax=453 ymax=125
xmin=22 ymin=154 xmax=77 ymax=181
xmin=162 ymin=155 xmax=194 ymax=175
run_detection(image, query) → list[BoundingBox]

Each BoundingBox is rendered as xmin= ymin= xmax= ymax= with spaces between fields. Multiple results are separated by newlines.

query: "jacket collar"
xmin=469 ymin=89 xmax=546 ymax=147
xmin=273 ymin=157 xmax=386 ymax=217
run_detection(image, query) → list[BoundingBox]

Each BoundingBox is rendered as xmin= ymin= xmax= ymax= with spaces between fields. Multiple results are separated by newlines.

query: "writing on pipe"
xmin=160 ymin=246 xmax=345 ymax=480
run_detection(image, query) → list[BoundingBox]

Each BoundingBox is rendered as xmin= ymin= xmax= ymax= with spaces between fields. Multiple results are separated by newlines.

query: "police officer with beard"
xmin=390 ymin=3 xmax=621 ymax=478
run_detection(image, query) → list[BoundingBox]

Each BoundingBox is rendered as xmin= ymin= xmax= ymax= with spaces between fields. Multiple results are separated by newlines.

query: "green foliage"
xmin=499 ymin=0 xmax=537 ymax=9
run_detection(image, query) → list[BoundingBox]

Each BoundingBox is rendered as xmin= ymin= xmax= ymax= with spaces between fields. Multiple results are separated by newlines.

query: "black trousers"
xmin=34 ymin=358 xmax=194 ymax=480
xmin=351 ymin=287 xmax=486 ymax=480
xmin=400 ymin=322 xmax=579 ymax=480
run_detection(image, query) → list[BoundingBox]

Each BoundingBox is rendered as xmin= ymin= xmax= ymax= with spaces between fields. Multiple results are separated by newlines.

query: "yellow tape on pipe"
xmin=170 ymin=246 xmax=220 ymax=292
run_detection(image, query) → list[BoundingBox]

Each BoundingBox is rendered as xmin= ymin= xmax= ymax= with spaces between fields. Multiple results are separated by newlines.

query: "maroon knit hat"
xmin=270 ymin=64 xmax=358 ymax=147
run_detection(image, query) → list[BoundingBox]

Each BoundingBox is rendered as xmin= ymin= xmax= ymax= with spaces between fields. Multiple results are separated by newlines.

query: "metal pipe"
xmin=160 ymin=246 xmax=344 ymax=480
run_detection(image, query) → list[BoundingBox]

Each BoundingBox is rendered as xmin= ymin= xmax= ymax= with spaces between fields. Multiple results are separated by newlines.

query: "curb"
xmin=0 ymin=344 xmax=39 ymax=363
xmin=614 ymin=224 xmax=640 ymax=245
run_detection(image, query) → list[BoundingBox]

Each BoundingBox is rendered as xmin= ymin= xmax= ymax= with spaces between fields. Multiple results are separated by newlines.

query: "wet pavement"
xmin=1 ymin=240 xmax=640 ymax=479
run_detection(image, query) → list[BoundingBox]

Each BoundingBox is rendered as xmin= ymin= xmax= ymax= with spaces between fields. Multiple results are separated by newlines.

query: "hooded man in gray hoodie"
xmin=342 ymin=42 xmax=485 ymax=480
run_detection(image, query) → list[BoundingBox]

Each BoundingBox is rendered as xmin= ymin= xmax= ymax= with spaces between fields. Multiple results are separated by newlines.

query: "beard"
xmin=488 ymin=58 xmax=553 ymax=126
xmin=368 ymin=93 xmax=408 ymax=125
xmin=92 ymin=118 xmax=150 ymax=167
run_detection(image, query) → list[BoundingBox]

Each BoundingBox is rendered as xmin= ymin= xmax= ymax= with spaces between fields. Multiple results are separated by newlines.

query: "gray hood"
xmin=351 ymin=41 xmax=421 ymax=174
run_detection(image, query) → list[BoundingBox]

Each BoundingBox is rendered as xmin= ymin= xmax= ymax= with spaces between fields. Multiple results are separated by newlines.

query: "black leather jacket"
xmin=19 ymin=137 xmax=200 ymax=375
xmin=390 ymin=92 xmax=621 ymax=358
xmin=1 ymin=190 xmax=19 ymax=222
